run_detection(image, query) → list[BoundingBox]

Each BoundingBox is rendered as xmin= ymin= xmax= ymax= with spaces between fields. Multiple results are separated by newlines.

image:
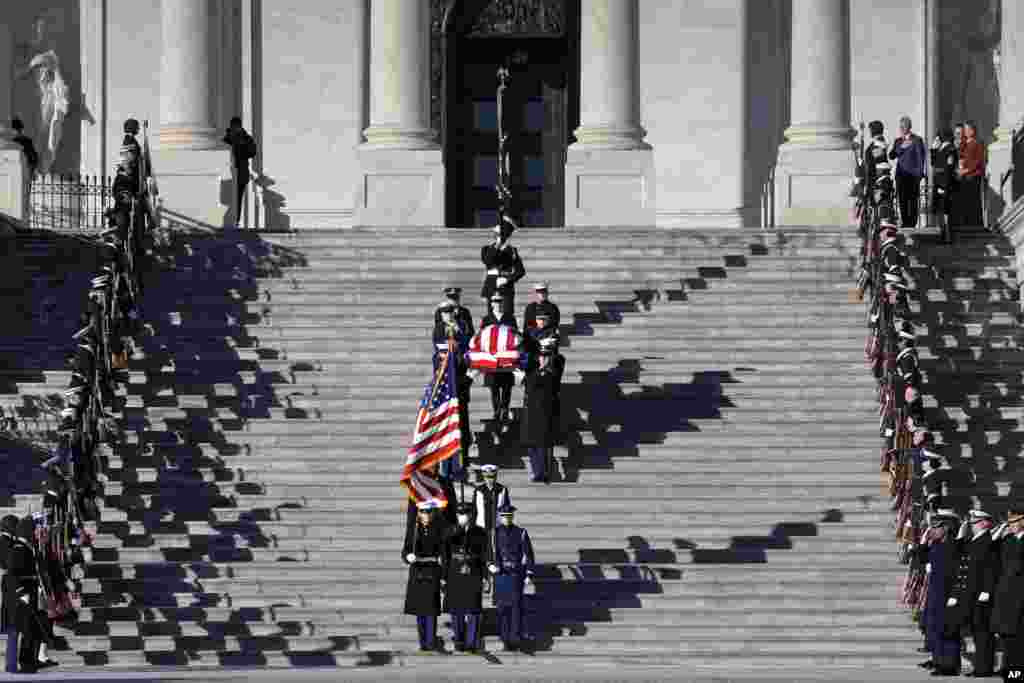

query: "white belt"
xmin=435 ymin=344 xmax=449 ymax=350
xmin=487 ymin=269 xmax=500 ymax=276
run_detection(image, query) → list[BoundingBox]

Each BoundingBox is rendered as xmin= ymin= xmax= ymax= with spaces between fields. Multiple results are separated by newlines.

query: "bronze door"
xmin=451 ymin=38 xmax=568 ymax=228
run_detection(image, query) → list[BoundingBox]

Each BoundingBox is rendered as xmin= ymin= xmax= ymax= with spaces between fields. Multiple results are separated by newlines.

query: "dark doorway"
xmin=438 ymin=0 xmax=579 ymax=228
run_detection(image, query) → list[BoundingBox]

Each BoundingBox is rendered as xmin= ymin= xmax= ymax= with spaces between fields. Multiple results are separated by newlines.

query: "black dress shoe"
xmin=916 ymin=646 xmax=931 ymax=653
xmin=919 ymin=660 xmax=935 ymax=669
xmin=502 ymin=642 xmax=519 ymax=652
xmin=930 ymin=670 xmax=959 ymax=677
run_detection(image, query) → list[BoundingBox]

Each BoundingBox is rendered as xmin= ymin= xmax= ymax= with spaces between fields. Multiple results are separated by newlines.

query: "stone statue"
xmin=16 ymin=15 xmax=69 ymax=175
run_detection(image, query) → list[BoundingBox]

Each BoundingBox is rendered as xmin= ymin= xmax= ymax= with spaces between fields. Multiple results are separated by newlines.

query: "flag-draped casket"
xmin=468 ymin=324 xmax=523 ymax=372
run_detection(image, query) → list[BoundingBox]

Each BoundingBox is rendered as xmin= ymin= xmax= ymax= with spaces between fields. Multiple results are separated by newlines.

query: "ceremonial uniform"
xmin=520 ymin=337 xmax=564 ymax=483
xmin=402 ymin=503 xmax=446 ymax=651
xmin=944 ymin=512 xmax=1000 ymax=676
xmin=523 ymin=282 xmax=561 ymax=335
xmin=480 ymin=226 xmax=526 ymax=311
xmin=404 ymin=476 xmax=458 ymax=540
xmin=433 ymin=308 xmax=474 ymax=481
xmin=434 ymin=288 xmax=474 ymax=334
xmin=443 ymin=503 xmax=490 ymax=652
xmin=922 ymin=512 xmax=963 ymax=676
xmin=1 ymin=516 xmax=18 ymax=673
xmin=473 ymin=465 xmax=511 ymax=595
xmin=491 ymin=503 xmax=535 ymax=651
xmin=930 ymin=137 xmax=958 ymax=241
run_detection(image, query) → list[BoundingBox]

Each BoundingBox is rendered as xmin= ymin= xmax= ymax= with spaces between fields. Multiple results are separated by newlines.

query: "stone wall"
xmin=260 ymin=0 xmax=365 ymax=229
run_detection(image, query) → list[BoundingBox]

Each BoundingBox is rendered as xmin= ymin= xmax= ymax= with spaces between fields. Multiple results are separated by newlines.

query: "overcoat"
xmin=991 ymin=533 xmax=1024 ymax=635
xmin=401 ymin=520 xmax=446 ymax=617
xmin=520 ymin=354 xmax=565 ymax=448
xmin=2 ymin=540 xmax=40 ymax=634
xmin=442 ymin=524 xmax=489 ymax=612
xmin=923 ymin=532 xmax=960 ymax=653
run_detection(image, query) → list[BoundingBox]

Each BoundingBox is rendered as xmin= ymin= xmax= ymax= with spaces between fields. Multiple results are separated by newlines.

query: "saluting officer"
xmin=944 ymin=509 xmax=1000 ymax=677
xmin=480 ymin=219 xmax=526 ymax=313
xmin=443 ymin=501 xmax=490 ymax=654
xmin=991 ymin=509 xmax=1024 ymax=676
xmin=489 ymin=501 xmax=536 ymax=652
xmin=402 ymin=500 xmax=447 ymax=653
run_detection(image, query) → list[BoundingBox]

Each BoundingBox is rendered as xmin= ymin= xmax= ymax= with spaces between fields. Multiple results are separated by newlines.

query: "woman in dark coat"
xmin=519 ymin=335 xmax=565 ymax=483
xmin=402 ymin=503 xmax=446 ymax=652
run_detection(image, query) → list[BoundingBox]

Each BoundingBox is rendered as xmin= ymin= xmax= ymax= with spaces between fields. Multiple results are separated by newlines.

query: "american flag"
xmin=401 ymin=341 xmax=462 ymax=508
xmin=468 ymin=324 xmax=523 ymax=372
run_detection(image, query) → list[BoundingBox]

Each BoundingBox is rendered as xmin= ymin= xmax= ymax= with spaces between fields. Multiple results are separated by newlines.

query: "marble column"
xmin=0 ymin=20 xmax=28 ymax=223
xmin=566 ymin=0 xmax=654 ymax=226
xmin=158 ymin=0 xmax=223 ymax=150
xmin=355 ymin=0 xmax=443 ymax=227
xmin=990 ymin=0 xmax=1024 ymax=218
xmin=154 ymin=0 xmax=234 ymax=228
xmin=774 ymin=0 xmax=855 ymax=226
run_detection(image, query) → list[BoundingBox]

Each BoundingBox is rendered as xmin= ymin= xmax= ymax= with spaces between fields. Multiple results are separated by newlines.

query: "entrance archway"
xmin=432 ymin=0 xmax=580 ymax=228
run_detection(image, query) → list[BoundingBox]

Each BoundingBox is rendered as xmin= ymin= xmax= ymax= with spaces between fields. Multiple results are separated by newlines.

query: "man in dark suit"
xmin=223 ymin=116 xmax=258 ymax=227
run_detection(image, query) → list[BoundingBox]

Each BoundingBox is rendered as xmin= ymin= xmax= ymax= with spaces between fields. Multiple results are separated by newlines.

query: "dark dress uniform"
xmin=523 ymin=300 xmax=561 ymax=336
xmin=480 ymin=310 xmax=520 ymax=426
xmin=433 ymin=317 xmax=474 ymax=480
xmin=1 ymin=516 xmax=18 ymax=673
xmin=492 ymin=505 xmax=535 ymax=650
xmin=520 ymin=350 xmax=565 ymax=482
xmin=474 ymin=473 xmax=511 ymax=592
xmin=945 ymin=526 xmax=1000 ymax=675
xmin=930 ymin=140 xmax=958 ymax=241
xmin=480 ymin=241 xmax=526 ymax=311
xmin=443 ymin=506 xmax=490 ymax=652
xmin=923 ymin=523 xmax=963 ymax=675
xmin=991 ymin=530 xmax=1024 ymax=672
xmin=401 ymin=511 xmax=446 ymax=651
xmin=3 ymin=521 xmax=41 ymax=674
xmin=404 ymin=477 xmax=458 ymax=541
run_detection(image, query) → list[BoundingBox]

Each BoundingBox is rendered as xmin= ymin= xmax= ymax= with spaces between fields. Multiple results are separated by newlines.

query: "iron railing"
xmin=28 ymin=173 xmax=111 ymax=232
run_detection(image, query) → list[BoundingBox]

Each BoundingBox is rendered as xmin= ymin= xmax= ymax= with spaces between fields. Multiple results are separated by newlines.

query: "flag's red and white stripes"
xmin=468 ymin=324 xmax=522 ymax=371
xmin=400 ymin=350 xmax=463 ymax=508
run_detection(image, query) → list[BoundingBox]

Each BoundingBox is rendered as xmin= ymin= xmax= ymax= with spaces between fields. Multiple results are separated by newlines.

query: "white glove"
xmin=406 ymin=553 xmax=417 ymax=563
xmin=488 ymin=564 xmax=498 ymax=575
xmin=467 ymin=369 xmax=481 ymax=382
xmin=525 ymin=574 xmax=533 ymax=584
xmin=926 ymin=562 xmax=932 ymax=574
xmin=513 ymin=369 xmax=525 ymax=383
xmin=496 ymin=277 xmax=508 ymax=287
xmin=946 ymin=597 xmax=957 ymax=607
xmin=19 ymin=594 xmax=29 ymax=605
xmin=978 ymin=592 xmax=990 ymax=603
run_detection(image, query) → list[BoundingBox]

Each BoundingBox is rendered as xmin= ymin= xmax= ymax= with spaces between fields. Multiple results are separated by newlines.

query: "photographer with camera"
xmin=223 ymin=116 xmax=258 ymax=228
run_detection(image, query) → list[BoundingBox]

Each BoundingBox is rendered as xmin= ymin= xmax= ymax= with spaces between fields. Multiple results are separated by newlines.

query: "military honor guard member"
xmin=404 ymin=464 xmax=458 ymax=541
xmin=489 ymin=502 xmax=536 ymax=652
xmin=435 ymin=287 xmax=474 ymax=335
xmin=921 ymin=508 xmax=964 ymax=676
xmin=523 ymin=282 xmax=561 ymax=336
xmin=474 ymin=464 xmax=511 ymax=595
xmin=944 ymin=509 xmax=1000 ymax=677
xmin=480 ymin=221 xmax=526 ymax=312
xmin=434 ymin=299 xmax=475 ymax=480
xmin=402 ymin=501 xmax=447 ymax=653
xmin=2 ymin=518 xmax=43 ymax=674
xmin=519 ymin=333 xmax=565 ymax=483
xmin=480 ymin=293 xmax=520 ymax=431
xmin=443 ymin=501 xmax=490 ymax=653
